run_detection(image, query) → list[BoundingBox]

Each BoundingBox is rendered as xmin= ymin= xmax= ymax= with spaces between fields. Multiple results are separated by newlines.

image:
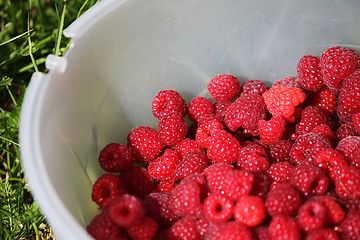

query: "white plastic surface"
xmin=19 ymin=0 xmax=360 ymax=239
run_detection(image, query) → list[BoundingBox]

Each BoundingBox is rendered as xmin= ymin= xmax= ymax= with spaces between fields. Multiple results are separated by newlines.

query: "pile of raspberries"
xmin=87 ymin=46 xmax=360 ymax=240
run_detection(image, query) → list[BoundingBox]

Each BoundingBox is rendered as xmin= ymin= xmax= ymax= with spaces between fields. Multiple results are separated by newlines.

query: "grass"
xmin=0 ymin=0 xmax=100 ymax=239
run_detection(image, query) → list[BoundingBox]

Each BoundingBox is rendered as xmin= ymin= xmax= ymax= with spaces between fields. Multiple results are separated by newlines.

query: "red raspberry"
xmin=272 ymin=76 xmax=302 ymax=89
xmin=268 ymin=216 xmax=301 ymax=240
xmin=249 ymin=172 xmax=271 ymax=199
xmin=330 ymin=165 xmax=360 ymax=199
xmin=126 ymin=216 xmax=159 ymax=240
xmin=217 ymin=221 xmax=252 ymax=240
xmin=295 ymin=106 xmax=327 ymax=136
xmin=158 ymin=112 xmax=187 ymax=146
xmin=203 ymin=194 xmax=234 ymax=223
xmin=120 ymin=166 xmax=155 ymax=199
xmin=297 ymin=199 xmax=326 ymax=232
xmin=203 ymin=222 xmax=223 ymax=240
xmin=266 ymin=161 xmax=293 ymax=184
xmin=339 ymin=210 xmax=360 ymax=240
xmin=98 ymin=143 xmax=135 ymax=173
xmin=168 ymin=217 xmax=200 ymax=240
xmin=297 ymin=55 xmax=324 ymax=93
xmin=127 ymin=126 xmax=165 ymax=162
xmin=335 ymin=136 xmax=360 ymax=168
xmin=291 ymin=164 xmax=329 ymax=197
xmin=91 ymin=173 xmax=127 ymax=209
xmin=155 ymin=180 xmax=176 ymax=193
xmin=207 ymin=74 xmax=241 ymax=101
xmin=240 ymin=79 xmax=269 ymax=96
xmin=305 ymin=87 xmax=337 ymax=116
xmin=151 ymin=89 xmax=187 ymax=119
xmin=86 ymin=210 xmax=125 ymax=240
xmin=267 ymin=140 xmax=292 ymax=162
xmin=169 ymin=176 xmax=203 ymax=218
xmin=320 ymin=46 xmax=360 ymax=89
xmin=252 ymin=226 xmax=271 ymax=240
xmin=220 ymin=169 xmax=254 ymax=201
xmin=144 ymin=192 xmax=179 ymax=227
xmin=203 ymin=163 xmax=234 ymax=194
xmin=234 ymin=196 xmax=266 ymax=227
xmin=314 ymin=148 xmax=347 ymax=173
xmin=196 ymin=218 xmax=209 ymax=239
xmin=335 ymin=121 xmax=359 ymax=141
xmin=305 ymin=228 xmax=340 ymax=240
xmin=224 ymin=93 xmax=266 ymax=132
xmin=207 ymin=130 xmax=241 ymax=164
xmin=352 ymin=111 xmax=360 ymax=133
xmin=316 ymin=195 xmax=345 ymax=225
xmin=195 ymin=115 xmax=224 ymax=148
xmin=174 ymin=138 xmax=203 ymax=158
xmin=188 ymin=96 xmax=214 ymax=122
xmin=289 ymin=133 xmax=332 ymax=165
xmin=108 ymin=194 xmax=145 ymax=227
xmin=262 ymin=86 xmax=306 ymax=118
xmin=258 ymin=115 xmax=286 ymax=145
xmin=237 ymin=144 xmax=269 ymax=173
xmin=147 ymin=149 xmax=181 ymax=182
xmin=213 ymin=101 xmax=232 ymax=119
xmin=310 ymin=124 xmax=334 ymax=143
xmin=265 ymin=183 xmax=301 ymax=217
xmin=175 ymin=149 xmax=210 ymax=180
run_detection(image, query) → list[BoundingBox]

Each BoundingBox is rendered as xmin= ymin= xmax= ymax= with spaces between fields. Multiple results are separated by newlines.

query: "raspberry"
xmin=268 ymin=216 xmax=301 ymax=240
xmin=320 ymin=46 xmax=360 ymax=89
xmin=304 ymin=228 xmax=339 ymax=240
xmin=352 ymin=111 xmax=360 ymax=134
xmin=234 ymin=196 xmax=266 ymax=227
xmin=144 ymin=192 xmax=179 ymax=227
xmin=108 ymin=194 xmax=145 ymax=227
xmin=213 ymin=101 xmax=232 ymax=119
xmin=158 ymin=112 xmax=187 ymax=146
xmin=316 ymin=195 xmax=345 ymax=225
xmin=151 ymin=89 xmax=187 ymax=119
xmin=224 ymin=93 xmax=266 ymax=132
xmin=297 ymin=199 xmax=326 ymax=232
xmin=204 ymin=222 xmax=224 ymax=240
xmin=86 ymin=210 xmax=124 ymax=240
xmin=289 ymin=133 xmax=332 ymax=165
xmin=195 ymin=115 xmax=224 ymax=148
xmin=262 ymin=86 xmax=306 ymax=118
xmin=290 ymin=164 xmax=329 ymax=197
xmin=237 ymin=144 xmax=269 ymax=173
xmin=314 ymin=148 xmax=348 ymax=173
xmin=252 ymin=226 xmax=271 ymax=240
xmin=175 ymin=149 xmax=210 ymax=180
xmin=258 ymin=115 xmax=286 ymax=145
xmin=267 ymin=140 xmax=292 ymax=162
xmin=126 ymin=216 xmax=159 ymax=240
xmin=249 ymin=172 xmax=271 ymax=199
xmin=295 ymin=106 xmax=327 ymax=136
xmin=207 ymin=130 xmax=241 ymax=164
xmin=98 ymin=143 xmax=135 ymax=173
xmin=188 ymin=96 xmax=214 ymax=122
xmin=207 ymin=74 xmax=241 ymax=101
xmin=120 ymin=166 xmax=155 ymax=199
xmin=196 ymin=218 xmax=209 ymax=238
xmin=91 ymin=173 xmax=127 ymax=209
xmin=265 ymin=183 xmax=301 ymax=217
xmin=217 ymin=221 xmax=252 ymax=240
xmin=266 ymin=161 xmax=293 ymax=184
xmin=203 ymin=193 xmax=234 ymax=223
xmin=174 ymin=138 xmax=203 ymax=158
xmin=335 ymin=136 xmax=360 ymax=167
xmin=297 ymin=55 xmax=324 ymax=93
xmin=168 ymin=217 xmax=200 ymax=240
xmin=147 ymin=149 xmax=181 ymax=182
xmin=330 ymin=165 xmax=360 ymax=199
xmin=310 ymin=124 xmax=334 ymax=143
xmin=272 ymin=76 xmax=302 ymax=89
xmin=204 ymin=163 xmax=234 ymax=194
xmin=339 ymin=210 xmax=360 ymax=240
xmin=169 ymin=175 xmax=203 ymax=218
xmin=155 ymin=180 xmax=176 ymax=193
xmin=220 ymin=169 xmax=254 ymax=201
xmin=335 ymin=121 xmax=359 ymax=141
xmin=127 ymin=126 xmax=165 ymax=162
xmin=305 ymin=87 xmax=337 ymax=116
xmin=240 ymin=79 xmax=269 ymax=96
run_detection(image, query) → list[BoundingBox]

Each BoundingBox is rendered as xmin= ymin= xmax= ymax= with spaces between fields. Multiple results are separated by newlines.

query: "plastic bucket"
xmin=19 ymin=0 xmax=360 ymax=239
